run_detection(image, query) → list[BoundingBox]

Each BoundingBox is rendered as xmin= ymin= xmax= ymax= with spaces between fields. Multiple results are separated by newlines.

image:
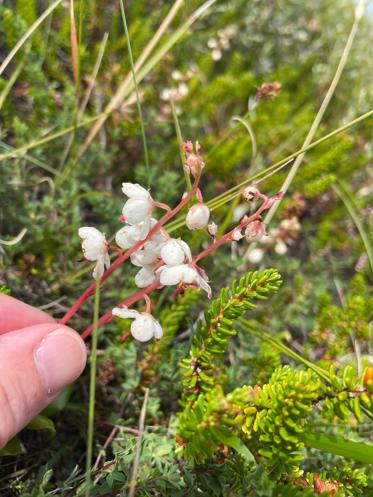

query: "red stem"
xmin=81 ymin=192 xmax=282 ymax=339
xmin=81 ymin=280 xmax=161 ymax=339
xmin=59 ymin=176 xmax=200 ymax=325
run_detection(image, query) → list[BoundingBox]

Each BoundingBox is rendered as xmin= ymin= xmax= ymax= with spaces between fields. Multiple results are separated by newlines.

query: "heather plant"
xmin=0 ymin=0 xmax=373 ymax=496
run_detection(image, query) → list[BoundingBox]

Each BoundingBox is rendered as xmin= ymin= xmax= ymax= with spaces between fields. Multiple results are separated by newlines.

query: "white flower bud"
xmin=186 ymin=203 xmax=210 ymax=230
xmin=207 ymin=222 xmax=218 ymax=236
xmin=247 ymin=248 xmax=264 ymax=264
xmin=274 ymin=240 xmax=287 ymax=255
xmin=231 ymin=229 xmax=244 ymax=241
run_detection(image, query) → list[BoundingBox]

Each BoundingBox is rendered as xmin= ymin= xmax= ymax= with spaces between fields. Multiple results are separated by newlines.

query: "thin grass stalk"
xmin=85 ymin=276 xmax=101 ymax=496
xmin=263 ymin=0 xmax=366 ymax=226
xmin=128 ymin=388 xmax=149 ymax=497
xmin=0 ymin=0 xmax=64 ymax=76
xmin=165 ymin=108 xmax=373 ymax=233
xmin=334 ymin=180 xmax=373 ymax=274
xmin=171 ymin=99 xmax=192 ymax=190
xmin=120 ymin=0 xmax=150 ymax=187
xmin=71 ymin=0 xmax=185 ymax=168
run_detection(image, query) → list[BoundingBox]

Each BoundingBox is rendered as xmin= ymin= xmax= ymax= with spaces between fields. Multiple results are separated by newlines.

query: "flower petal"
xmin=112 ymin=306 xmax=140 ymax=320
xmin=122 ymin=198 xmax=152 ymax=225
xmin=197 ymin=274 xmax=212 ymax=298
xmin=158 ymin=265 xmax=183 ymax=286
xmin=178 ymin=239 xmax=192 ymax=262
xmin=122 ymin=183 xmax=150 ymax=199
xmin=130 ymin=314 xmax=155 ymax=342
xmin=135 ymin=266 xmax=157 ymax=288
xmin=153 ymin=319 xmax=163 ymax=339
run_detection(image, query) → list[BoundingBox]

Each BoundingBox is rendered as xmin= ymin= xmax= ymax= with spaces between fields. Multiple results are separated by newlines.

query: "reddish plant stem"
xmin=193 ymin=194 xmax=278 ymax=263
xmin=59 ymin=176 xmax=200 ymax=325
xmin=81 ymin=281 xmax=161 ymax=339
xmin=81 ymin=192 xmax=282 ymax=340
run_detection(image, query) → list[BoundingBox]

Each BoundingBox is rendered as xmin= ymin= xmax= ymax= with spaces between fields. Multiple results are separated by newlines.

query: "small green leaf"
xmin=301 ymin=431 xmax=373 ymax=464
xmin=0 ymin=436 xmax=23 ymax=456
xmin=27 ymin=414 xmax=56 ymax=438
xmin=215 ymin=431 xmax=255 ymax=463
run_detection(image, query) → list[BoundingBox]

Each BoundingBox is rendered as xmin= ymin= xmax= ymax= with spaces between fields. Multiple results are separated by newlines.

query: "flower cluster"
xmin=72 ymin=147 xmax=282 ymax=344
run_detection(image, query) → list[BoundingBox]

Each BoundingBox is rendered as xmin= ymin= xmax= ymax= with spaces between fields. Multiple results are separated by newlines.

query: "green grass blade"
xmin=120 ymin=0 xmax=150 ymax=187
xmin=301 ymin=431 xmax=373 ymax=464
xmin=334 ymin=180 xmax=373 ymax=274
xmin=85 ymin=276 xmax=101 ymax=496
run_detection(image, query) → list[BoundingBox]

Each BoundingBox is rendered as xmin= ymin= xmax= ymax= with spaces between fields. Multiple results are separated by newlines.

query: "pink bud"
xmin=186 ymin=203 xmax=210 ymax=230
xmin=242 ymin=186 xmax=259 ymax=201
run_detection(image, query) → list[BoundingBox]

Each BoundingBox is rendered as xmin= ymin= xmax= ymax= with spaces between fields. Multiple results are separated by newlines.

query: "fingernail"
xmin=34 ymin=328 xmax=87 ymax=396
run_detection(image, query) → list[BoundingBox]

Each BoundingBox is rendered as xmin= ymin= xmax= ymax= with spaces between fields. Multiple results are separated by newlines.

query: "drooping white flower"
xmin=186 ymin=203 xmax=210 ymax=230
xmin=160 ymin=239 xmax=192 ymax=266
xmin=122 ymin=183 xmax=153 ymax=225
xmin=158 ymin=264 xmax=211 ymax=297
xmin=78 ymin=227 xmax=110 ymax=279
xmin=134 ymin=265 xmax=157 ymax=288
xmin=131 ymin=241 xmax=160 ymax=267
xmin=115 ymin=218 xmax=165 ymax=250
xmin=112 ymin=307 xmax=163 ymax=342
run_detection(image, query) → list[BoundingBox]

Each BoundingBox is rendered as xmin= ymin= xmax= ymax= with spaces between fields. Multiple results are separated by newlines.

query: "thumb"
xmin=0 ymin=323 xmax=87 ymax=448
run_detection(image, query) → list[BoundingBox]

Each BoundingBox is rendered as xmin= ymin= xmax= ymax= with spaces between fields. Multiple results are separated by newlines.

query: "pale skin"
xmin=0 ymin=294 xmax=87 ymax=449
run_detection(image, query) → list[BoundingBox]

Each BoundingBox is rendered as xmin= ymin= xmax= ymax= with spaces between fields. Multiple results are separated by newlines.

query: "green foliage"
xmin=180 ymin=269 xmax=282 ymax=404
xmin=1 ymin=0 xmax=373 ymax=495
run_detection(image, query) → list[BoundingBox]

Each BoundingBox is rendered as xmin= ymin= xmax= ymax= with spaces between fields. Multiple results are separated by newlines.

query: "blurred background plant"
xmin=0 ymin=0 xmax=372 ymax=495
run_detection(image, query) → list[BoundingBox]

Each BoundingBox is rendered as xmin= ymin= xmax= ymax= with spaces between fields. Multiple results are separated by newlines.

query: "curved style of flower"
xmin=112 ymin=306 xmax=163 ymax=342
xmin=78 ymin=227 xmax=110 ymax=279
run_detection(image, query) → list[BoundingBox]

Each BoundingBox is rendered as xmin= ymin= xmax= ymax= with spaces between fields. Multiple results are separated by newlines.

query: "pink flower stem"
xmin=80 ymin=192 xmax=282 ymax=340
xmin=59 ymin=176 xmax=200 ymax=326
xmin=81 ymin=281 xmax=161 ymax=339
xmin=194 ymin=193 xmax=281 ymax=264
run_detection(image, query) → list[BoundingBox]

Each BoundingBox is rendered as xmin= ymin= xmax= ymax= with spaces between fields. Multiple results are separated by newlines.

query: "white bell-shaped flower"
xmin=78 ymin=227 xmax=110 ymax=279
xmin=186 ymin=203 xmax=210 ymax=230
xmin=131 ymin=241 xmax=160 ymax=267
xmin=160 ymin=239 xmax=192 ymax=266
xmin=122 ymin=183 xmax=153 ymax=225
xmin=115 ymin=218 xmax=166 ymax=250
xmin=135 ymin=265 xmax=157 ymax=288
xmin=112 ymin=306 xmax=163 ymax=342
xmin=158 ymin=264 xmax=211 ymax=297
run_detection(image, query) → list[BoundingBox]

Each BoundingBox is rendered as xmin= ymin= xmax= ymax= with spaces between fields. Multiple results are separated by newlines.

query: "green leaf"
xmin=27 ymin=414 xmax=56 ymax=438
xmin=301 ymin=431 xmax=373 ymax=464
xmin=215 ymin=431 xmax=255 ymax=463
xmin=0 ymin=435 xmax=23 ymax=456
